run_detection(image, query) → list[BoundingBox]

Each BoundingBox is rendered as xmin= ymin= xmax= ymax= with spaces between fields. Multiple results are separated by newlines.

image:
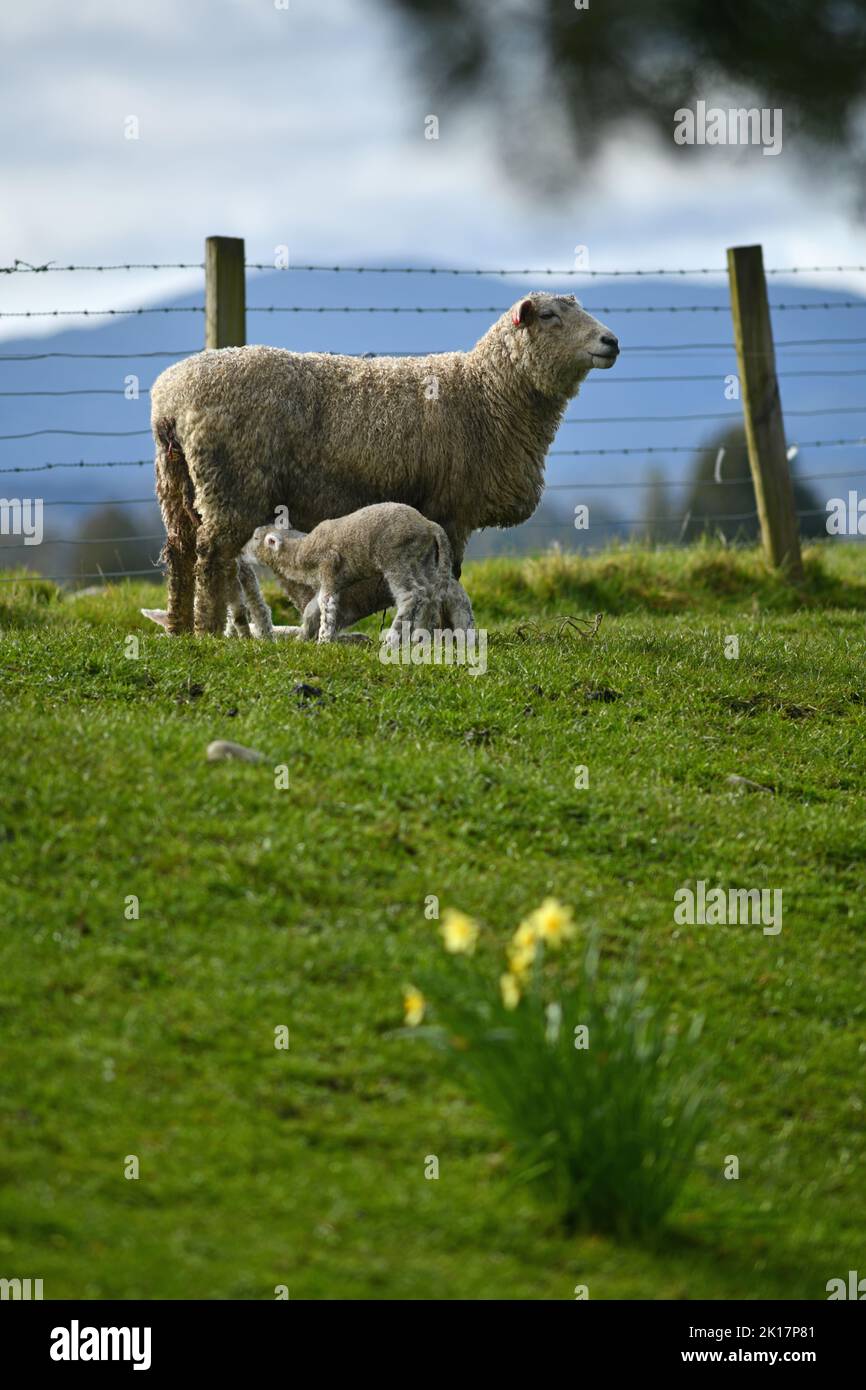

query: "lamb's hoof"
xmin=141 ymin=607 xmax=170 ymax=631
xmin=272 ymin=625 xmax=305 ymax=641
xmin=336 ymin=631 xmax=371 ymax=645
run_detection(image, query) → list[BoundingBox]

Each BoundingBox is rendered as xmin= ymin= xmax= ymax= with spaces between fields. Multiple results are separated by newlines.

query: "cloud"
xmin=1 ymin=0 xmax=864 ymax=340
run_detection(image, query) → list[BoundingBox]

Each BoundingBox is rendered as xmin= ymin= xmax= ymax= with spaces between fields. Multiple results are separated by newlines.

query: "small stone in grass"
xmin=206 ymin=740 xmax=265 ymax=764
xmin=726 ymin=773 xmax=774 ymax=794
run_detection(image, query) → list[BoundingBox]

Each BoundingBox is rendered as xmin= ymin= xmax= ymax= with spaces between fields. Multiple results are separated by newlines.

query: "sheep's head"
xmin=505 ymin=292 xmax=619 ymax=396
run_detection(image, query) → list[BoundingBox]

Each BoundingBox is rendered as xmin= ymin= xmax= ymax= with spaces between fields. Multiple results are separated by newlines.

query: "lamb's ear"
xmin=141 ymin=608 xmax=170 ymax=629
xmin=264 ymin=531 xmax=281 ymax=550
xmin=512 ymin=298 xmax=536 ymax=328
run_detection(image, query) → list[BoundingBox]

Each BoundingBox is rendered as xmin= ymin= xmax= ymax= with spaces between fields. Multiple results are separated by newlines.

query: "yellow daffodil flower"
xmin=440 ymin=908 xmax=479 ymax=955
xmin=500 ymin=973 xmax=521 ymax=1010
xmin=403 ymin=986 xmax=426 ymax=1027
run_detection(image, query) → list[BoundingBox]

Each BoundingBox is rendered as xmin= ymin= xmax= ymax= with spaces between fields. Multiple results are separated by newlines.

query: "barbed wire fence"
xmin=1 ymin=242 xmax=864 ymax=585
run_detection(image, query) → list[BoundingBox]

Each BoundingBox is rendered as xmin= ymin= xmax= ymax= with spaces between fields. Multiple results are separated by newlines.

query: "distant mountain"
xmin=1 ymin=266 xmax=863 ymax=576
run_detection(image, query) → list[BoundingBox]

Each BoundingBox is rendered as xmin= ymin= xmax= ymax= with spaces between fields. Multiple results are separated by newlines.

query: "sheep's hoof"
xmin=272 ymin=625 xmax=305 ymax=641
xmin=336 ymin=631 xmax=371 ymax=645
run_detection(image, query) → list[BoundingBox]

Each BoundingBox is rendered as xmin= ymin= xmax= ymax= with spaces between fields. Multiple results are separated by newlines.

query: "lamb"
xmin=151 ymin=291 xmax=619 ymax=635
xmin=246 ymin=502 xmax=474 ymax=644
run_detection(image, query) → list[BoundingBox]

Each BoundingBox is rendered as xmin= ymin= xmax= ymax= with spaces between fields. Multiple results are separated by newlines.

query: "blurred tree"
xmin=641 ymin=466 xmax=677 ymax=544
xmin=387 ymin=0 xmax=866 ymax=189
xmin=678 ymin=426 xmax=825 ymax=542
xmin=467 ymin=493 xmax=623 ymax=556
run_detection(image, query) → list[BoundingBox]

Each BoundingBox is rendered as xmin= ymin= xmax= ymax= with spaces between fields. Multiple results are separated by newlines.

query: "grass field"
xmin=1 ymin=540 xmax=864 ymax=1301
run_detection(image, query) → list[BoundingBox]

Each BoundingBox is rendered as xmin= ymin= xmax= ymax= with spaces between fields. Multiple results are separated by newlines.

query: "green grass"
xmin=1 ymin=539 xmax=864 ymax=1300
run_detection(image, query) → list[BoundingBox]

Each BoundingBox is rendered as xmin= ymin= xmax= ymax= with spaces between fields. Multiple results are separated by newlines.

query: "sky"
xmin=1 ymin=0 xmax=865 ymax=341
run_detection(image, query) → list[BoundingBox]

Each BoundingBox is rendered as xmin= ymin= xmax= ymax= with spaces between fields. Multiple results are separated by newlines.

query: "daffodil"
xmin=500 ymin=972 xmax=521 ymax=1010
xmin=512 ymin=918 xmax=538 ymax=950
xmin=440 ymin=908 xmax=479 ymax=955
xmin=507 ymin=941 xmax=536 ymax=979
xmin=403 ymin=986 xmax=426 ymax=1027
xmin=530 ymin=897 xmax=575 ymax=949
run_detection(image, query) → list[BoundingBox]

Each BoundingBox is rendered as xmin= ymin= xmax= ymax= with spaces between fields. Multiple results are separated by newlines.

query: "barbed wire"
xmin=564 ymin=406 xmax=866 ymax=425
xmin=31 ymin=466 xmax=865 ymax=504
xmin=0 ymin=261 xmax=203 ymax=273
xmin=3 ymin=438 xmax=862 ymax=477
xmin=2 ymin=391 xmax=861 ymax=423
xmin=4 ymin=302 xmax=864 ymax=321
xmin=2 ymin=342 xmax=864 ymax=363
xmin=3 ymin=366 xmax=865 ymax=389
xmin=0 ymin=533 xmax=164 ymax=548
xmin=545 ymin=468 xmax=866 ymax=490
xmin=3 ymin=261 xmax=865 ymax=277
xmin=0 ymin=429 xmax=151 ymax=441
xmin=0 ymin=307 xmax=204 ymax=319
xmin=1 ymin=260 xmax=862 ymax=576
xmin=0 ymin=349 xmax=198 ymax=361
xmin=551 ymin=437 xmax=864 ymax=457
xmin=0 ymin=568 xmax=159 ymax=583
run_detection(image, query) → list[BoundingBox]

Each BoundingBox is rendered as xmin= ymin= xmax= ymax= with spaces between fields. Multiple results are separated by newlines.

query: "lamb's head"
xmin=247 ymin=525 xmax=288 ymax=569
xmin=500 ymin=292 xmax=619 ymax=397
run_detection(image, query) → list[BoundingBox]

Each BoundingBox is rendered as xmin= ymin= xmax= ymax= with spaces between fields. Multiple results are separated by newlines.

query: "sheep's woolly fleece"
xmin=151 ymin=292 xmax=619 ymax=633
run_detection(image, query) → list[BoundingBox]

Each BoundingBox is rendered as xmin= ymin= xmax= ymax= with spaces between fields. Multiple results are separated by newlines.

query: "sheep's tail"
xmin=154 ymin=417 xmax=199 ymax=633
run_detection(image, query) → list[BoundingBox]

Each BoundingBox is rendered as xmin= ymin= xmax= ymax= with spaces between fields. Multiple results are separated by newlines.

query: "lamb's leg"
xmin=387 ymin=581 xmax=429 ymax=644
xmin=237 ymin=557 xmax=275 ymax=641
xmin=442 ymin=578 xmax=475 ymax=633
xmin=224 ymin=562 xmax=252 ymax=638
xmin=316 ymin=588 xmax=341 ymax=643
xmin=300 ymin=595 xmax=320 ymax=640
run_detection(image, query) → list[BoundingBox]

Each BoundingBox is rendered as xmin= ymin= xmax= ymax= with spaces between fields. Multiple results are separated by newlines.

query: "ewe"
xmin=151 ymin=292 xmax=619 ymax=635
xmin=246 ymin=502 xmax=474 ymax=644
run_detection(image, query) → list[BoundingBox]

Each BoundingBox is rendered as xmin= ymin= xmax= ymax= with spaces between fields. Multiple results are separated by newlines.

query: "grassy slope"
xmin=0 ymin=541 xmax=864 ymax=1301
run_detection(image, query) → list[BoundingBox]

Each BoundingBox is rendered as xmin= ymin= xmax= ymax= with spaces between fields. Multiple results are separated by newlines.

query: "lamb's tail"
xmin=154 ymin=417 xmax=199 ymax=633
xmin=431 ymin=529 xmax=453 ymax=592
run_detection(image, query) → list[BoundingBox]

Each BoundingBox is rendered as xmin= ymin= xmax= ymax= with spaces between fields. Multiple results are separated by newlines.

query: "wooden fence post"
xmin=205 ymin=236 xmax=246 ymax=349
xmin=727 ymin=243 xmax=803 ymax=578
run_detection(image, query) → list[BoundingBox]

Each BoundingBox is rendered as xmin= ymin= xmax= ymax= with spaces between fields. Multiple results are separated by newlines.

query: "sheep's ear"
xmin=265 ymin=531 xmax=280 ymax=550
xmin=512 ymin=298 xmax=535 ymax=328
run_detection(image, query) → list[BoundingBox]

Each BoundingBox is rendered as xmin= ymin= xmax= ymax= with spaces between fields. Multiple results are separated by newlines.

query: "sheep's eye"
xmin=539 ymin=310 xmax=555 ymax=320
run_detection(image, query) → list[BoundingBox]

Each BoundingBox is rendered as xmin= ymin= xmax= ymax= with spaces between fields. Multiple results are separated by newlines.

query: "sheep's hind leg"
xmin=194 ymin=529 xmax=238 ymax=636
xmin=162 ymin=531 xmax=196 ymax=635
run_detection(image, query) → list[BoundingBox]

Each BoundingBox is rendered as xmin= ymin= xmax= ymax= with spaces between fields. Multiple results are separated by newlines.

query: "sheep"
xmin=151 ymin=291 xmax=619 ymax=635
xmin=246 ymin=502 xmax=474 ymax=644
